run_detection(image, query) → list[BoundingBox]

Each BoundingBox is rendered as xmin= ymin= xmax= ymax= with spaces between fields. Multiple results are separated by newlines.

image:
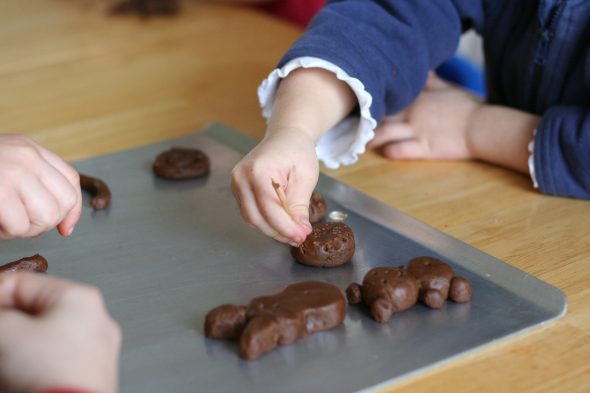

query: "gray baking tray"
xmin=1 ymin=123 xmax=567 ymax=393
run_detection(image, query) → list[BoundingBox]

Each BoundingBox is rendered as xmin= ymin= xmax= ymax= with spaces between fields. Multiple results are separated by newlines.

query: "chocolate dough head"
xmin=204 ymin=281 xmax=346 ymax=360
xmin=291 ymin=222 xmax=355 ymax=268
xmin=308 ymin=193 xmax=327 ymax=223
xmin=205 ymin=304 xmax=247 ymax=340
xmin=406 ymin=256 xmax=473 ymax=308
xmin=346 ymin=267 xmax=419 ymax=323
xmin=153 ymin=147 xmax=210 ymax=180
xmin=0 ymin=254 xmax=48 ymax=274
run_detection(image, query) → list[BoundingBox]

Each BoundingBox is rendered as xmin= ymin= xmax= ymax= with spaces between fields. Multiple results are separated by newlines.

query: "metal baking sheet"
xmin=1 ymin=123 xmax=567 ymax=393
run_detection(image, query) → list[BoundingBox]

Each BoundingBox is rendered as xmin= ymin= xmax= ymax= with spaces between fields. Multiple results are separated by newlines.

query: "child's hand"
xmin=368 ymin=73 xmax=483 ymax=160
xmin=0 ymin=272 xmax=121 ymax=393
xmin=231 ymin=126 xmax=317 ymax=246
xmin=0 ymin=135 xmax=82 ymax=239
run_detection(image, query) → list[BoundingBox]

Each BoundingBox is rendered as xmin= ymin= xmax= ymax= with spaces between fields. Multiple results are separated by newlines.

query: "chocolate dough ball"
xmin=291 ymin=222 xmax=355 ymax=268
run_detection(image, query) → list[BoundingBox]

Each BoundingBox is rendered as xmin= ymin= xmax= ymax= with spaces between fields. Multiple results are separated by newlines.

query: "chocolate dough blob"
xmin=80 ymin=174 xmax=111 ymax=210
xmin=205 ymin=281 xmax=346 ymax=360
xmin=153 ymin=147 xmax=210 ymax=180
xmin=309 ymin=192 xmax=327 ymax=223
xmin=406 ymin=256 xmax=472 ymax=308
xmin=0 ymin=254 xmax=48 ymax=273
xmin=346 ymin=267 xmax=419 ymax=323
xmin=291 ymin=222 xmax=355 ymax=268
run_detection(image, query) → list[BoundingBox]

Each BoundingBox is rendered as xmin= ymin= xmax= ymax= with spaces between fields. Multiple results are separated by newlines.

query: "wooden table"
xmin=1 ymin=1 xmax=588 ymax=392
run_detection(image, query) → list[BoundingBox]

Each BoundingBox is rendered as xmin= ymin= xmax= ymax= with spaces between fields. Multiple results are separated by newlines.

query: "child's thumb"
xmin=285 ymin=187 xmax=313 ymax=234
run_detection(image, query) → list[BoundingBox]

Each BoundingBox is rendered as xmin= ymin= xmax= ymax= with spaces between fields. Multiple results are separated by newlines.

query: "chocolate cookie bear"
xmin=346 ymin=267 xmax=419 ymax=323
xmin=205 ymin=281 xmax=346 ymax=360
xmin=406 ymin=256 xmax=472 ymax=308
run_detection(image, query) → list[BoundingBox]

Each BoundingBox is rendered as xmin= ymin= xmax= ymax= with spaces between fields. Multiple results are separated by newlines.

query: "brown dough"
xmin=204 ymin=281 xmax=346 ymax=360
xmin=110 ymin=0 xmax=180 ymax=17
xmin=0 ymin=254 xmax=48 ymax=274
xmin=406 ymin=256 xmax=472 ymax=308
xmin=153 ymin=147 xmax=210 ymax=180
xmin=291 ymin=222 xmax=355 ymax=268
xmin=309 ymin=192 xmax=327 ymax=223
xmin=449 ymin=276 xmax=473 ymax=303
xmin=346 ymin=267 xmax=419 ymax=323
xmin=80 ymin=174 xmax=111 ymax=210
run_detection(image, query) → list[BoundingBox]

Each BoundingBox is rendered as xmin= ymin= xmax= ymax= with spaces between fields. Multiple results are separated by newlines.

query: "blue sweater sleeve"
xmin=278 ymin=0 xmax=485 ymax=122
xmin=535 ymin=106 xmax=590 ymax=199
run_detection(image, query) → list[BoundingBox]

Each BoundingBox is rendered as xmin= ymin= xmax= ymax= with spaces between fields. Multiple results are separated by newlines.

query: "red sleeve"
xmin=255 ymin=0 xmax=326 ymax=27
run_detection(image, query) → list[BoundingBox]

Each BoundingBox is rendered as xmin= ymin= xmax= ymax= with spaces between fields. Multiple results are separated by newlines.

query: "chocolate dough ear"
xmin=346 ymin=283 xmax=362 ymax=304
xmin=204 ymin=304 xmax=247 ymax=339
xmin=239 ymin=316 xmax=281 ymax=360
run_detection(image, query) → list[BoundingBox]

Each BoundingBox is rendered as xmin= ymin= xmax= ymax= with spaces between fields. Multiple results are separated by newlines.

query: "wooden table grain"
xmin=1 ymin=1 xmax=588 ymax=392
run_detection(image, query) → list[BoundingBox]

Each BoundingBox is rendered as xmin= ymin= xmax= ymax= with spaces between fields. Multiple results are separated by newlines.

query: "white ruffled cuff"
xmin=257 ymin=57 xmax=377 ymax=169
xmin=528 ymin=128 xmax=539 ymax=189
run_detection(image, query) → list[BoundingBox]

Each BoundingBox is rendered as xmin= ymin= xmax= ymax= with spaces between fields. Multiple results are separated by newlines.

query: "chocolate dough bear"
xmin=347 ymin=257 xmax=472 ymax=323
xmin=346 ymin=267 xmax=419 ymax=323
xmin=406 ymin=256 xmax=472 ymax=309
xmin=205 ymin=281 xmax=346 ymax=360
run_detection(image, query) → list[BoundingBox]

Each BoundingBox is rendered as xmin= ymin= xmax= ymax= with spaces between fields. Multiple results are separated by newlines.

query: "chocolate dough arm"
xmin=0 ymin=254 xmax=48 ymax=273
xmin=79 ymin=174 xmax=111 ymax=210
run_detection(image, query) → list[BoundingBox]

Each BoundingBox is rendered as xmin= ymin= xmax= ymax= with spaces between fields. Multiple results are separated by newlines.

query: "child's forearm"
xmin=266 ymin=68 xmax=357 ymax=142
xmin=467 ymin=105 xmax=541 ymax=174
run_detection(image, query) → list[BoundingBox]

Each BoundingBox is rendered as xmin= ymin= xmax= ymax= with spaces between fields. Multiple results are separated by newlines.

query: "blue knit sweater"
xmin=279 ymin=0 xmax=590 ymax=199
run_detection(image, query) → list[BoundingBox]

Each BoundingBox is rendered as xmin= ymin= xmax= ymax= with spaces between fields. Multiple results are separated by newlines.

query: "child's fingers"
xmin=17 ymin=177 xmax=61 ymax=238
xmin=368 ymin=122 xmax=415 ymax=149
xmin=37 ymin=149 xmax=82 ymax=237
xmin=231 ymin=175 xmax=293 ymax=244
xmin=283 ymin=176 xmax=314 ymax=233
xmin=252 ymin=176 xmax=309 ymax=244
xmin=0 ymin=272 xmax=93 ymax=314
xmin=0 ymin=190 xmax=30 ymax=239
xmin=381 ymin=138 xmax=430 ymax=160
